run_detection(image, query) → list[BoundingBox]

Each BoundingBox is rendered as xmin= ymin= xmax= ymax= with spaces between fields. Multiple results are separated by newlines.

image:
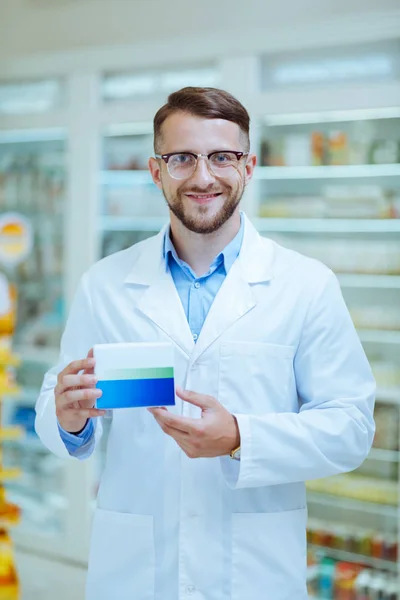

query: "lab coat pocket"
xmin=219 ymin=342 xmax=296 ymax=414
xmin=86 ymin=509 xmax=155 ymax=600
xmin=231 ymin=508 xmax=308 ymax=600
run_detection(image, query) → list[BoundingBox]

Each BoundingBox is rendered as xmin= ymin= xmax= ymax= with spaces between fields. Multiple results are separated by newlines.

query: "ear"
xmin=148 ymin=157 xmax=163 ymax=190
xmin=244 ymin=153 xmax=257 ymax=186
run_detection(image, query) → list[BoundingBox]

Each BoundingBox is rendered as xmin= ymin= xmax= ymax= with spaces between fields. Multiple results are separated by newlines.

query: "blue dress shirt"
xmin=58 ymin=215 xmax=244 ymax=452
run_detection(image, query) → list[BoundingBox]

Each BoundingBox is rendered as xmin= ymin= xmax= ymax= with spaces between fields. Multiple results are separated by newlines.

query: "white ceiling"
xmin=1 ymin=0 xmax=399 ymax=60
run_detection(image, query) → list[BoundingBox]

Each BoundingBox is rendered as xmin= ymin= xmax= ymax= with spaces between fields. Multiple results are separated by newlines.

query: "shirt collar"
xmin=163 ymin=212 xmax=244 ymax=275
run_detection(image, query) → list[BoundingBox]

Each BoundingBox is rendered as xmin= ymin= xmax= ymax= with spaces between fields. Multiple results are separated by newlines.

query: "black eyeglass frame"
xmin=155 ymin=151 xmax=249 ymax=164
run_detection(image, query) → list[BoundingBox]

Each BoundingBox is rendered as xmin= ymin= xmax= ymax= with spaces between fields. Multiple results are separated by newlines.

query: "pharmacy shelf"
xmin=0 ymin=386 xmax=20 ymax=398
xmin=337 ymin=274 xmax=400 ymax=289
xmin=99 ymin=215 xmax=167 ymax=232
xmin=308 ymin=544 xmax=398 ymax=572
xmin=262 ymin=107 xmax=400 ymax=127
xmin=254 ymin=164 xmax=400 ymax=180
xmin=7 ymin=436 xmax=46 ymax=453
xmin=375 ymin=388 xmax=400 ymax=405
xmin=2 ymin=387 xmax=38 ymax=407
xmin=14 ymin=345 xmax=59 ymax=366
xmin=253 ymin=218 xmax=400 ymax=233
xmin=99 ymin=170 xmax=152 ymax=185
xmin=99 ymin=215 xmax=400 ymax=234
xmin=358 ymin=330 xmax=400 ymax=345
xmin=0 ymin=517 xmax=20 ymax=529
xmin=0 ymin=468 xmax=22 ymax=482
xmin=367 ymin=448 xmax=399 ymax=462
xmin=0 ymin=427 xmax=24 ymax=442
xmin=99 ymin=165 xmax=400 ymax=185
xmin=306 ymin=492 xmax=398 ymax=518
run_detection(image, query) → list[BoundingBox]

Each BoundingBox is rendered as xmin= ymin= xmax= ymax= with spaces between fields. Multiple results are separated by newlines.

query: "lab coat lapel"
xmin=191 ymin=259 xmax=256 ymax=363
xmin=124 ymin=228 xmax=194 ymax=357
xmin=191 ymin=216 xmax=274 ymax=363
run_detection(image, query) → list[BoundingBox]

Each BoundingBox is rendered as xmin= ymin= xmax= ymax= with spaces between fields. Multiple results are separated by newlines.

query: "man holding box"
xmin=35 ymin=87 xmax=375 ymax=600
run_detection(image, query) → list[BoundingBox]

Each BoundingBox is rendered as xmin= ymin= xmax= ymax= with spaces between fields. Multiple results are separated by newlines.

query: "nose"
xmin=190 ymin=156 xmax=215 ymax=185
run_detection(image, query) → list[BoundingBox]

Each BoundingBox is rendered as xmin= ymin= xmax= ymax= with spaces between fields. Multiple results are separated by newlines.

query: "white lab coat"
xmin=35 ymin=215 xmax=375 ymax=600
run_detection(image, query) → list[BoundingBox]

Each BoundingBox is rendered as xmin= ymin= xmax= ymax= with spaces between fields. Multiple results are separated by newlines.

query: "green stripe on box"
xmin=102 ymin=366 xmax=174 ymax=381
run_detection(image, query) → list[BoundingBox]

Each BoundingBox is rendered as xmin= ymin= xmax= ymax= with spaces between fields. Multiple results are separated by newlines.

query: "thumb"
xmin=176 ymin=386 xmax=216 ymax=409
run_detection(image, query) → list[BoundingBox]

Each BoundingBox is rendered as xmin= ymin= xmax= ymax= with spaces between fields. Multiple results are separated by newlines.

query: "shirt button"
xmin=194 ymin=282 xmax=201 ymax=289
xmin=186 ymin=585 xmax=196 ymax=595
xmin=192 ymin=333 xmax=198 ymax=341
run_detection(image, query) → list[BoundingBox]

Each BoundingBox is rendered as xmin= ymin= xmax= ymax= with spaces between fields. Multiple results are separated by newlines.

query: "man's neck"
xmin=169 ymin=211 xmax=241 ymax=277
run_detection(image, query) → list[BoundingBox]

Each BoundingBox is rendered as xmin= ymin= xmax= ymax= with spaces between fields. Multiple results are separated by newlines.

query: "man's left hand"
xmin=148 ymin=386 xmax=240 ymax=459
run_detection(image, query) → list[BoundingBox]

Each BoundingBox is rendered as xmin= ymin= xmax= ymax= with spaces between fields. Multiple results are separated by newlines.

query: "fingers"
xmin=62 ymin=357 xmax=96 ymax=378
xmin=175 ymin=386 xmax=216 ymax=409
xmin=63 ymin=387 xmax=102 ymax=407
xmin=73 ymin=407 xmax=106 ymax=419
xmin=148 ymin=408 xmax=201 ymax=435
xmin=62 ymin=374 xmax=98 ymax=390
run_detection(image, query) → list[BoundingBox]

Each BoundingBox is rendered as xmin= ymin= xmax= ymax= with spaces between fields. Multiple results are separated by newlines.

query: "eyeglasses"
xmin=155 ymin=151 xmax=249 ymax=180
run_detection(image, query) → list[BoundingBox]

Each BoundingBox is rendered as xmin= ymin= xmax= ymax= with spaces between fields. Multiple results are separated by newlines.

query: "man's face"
xmin=149 ymin=111 xmax=256 ymax=234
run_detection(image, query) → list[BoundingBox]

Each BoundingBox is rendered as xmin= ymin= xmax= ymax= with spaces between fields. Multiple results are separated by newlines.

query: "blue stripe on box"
xmin=96 ymin=377 xmax=175 ymax=409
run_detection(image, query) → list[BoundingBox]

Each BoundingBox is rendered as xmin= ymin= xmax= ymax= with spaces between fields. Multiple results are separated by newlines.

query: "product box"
xmin=93 ymin=342 xmax=175 ymax=409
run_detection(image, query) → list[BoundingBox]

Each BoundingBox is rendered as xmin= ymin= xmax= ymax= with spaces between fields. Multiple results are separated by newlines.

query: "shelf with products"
xmin=254 ymin=218 xmax=400 ymax=233
xmin=99 ymin=165 xmax=400 ymax=183
xmin=0 ymin=139 xmax=66 ymax=353
xmin=308 ymin=545 xmax=398 ymax=573
xmin=307 ymin=475 xmax=398 ymax=507
xmin=99 ymin=215 xmax=167 ymax=232
xmin=258 ymin=110 xmax=400 ymax=169
xmin=99 ymin=169 xmax=153 ymax=185
xmin=99 ymin=216 xmax=400 ymax=235
xmin=367 ymin=449 xmax=399 ymax=463
xmin=358 ymin=330 xmax=400 ymax=345
xmin=254 ymin=164 xmax=400 ymax=179
xmin=375 ymin=388 xmax=400 ymax=405
xmin=337 ymin=275 xmax=400 ymax=289
xmin=306 ymin=493 xmax=398 ymax=518
xmin=0 ymin=428 xmax=23 ymax=442
xmin=307 ymin=557 xmax=399 ymax=600
xmin=13 ymin=345 xmax=59 ymax=367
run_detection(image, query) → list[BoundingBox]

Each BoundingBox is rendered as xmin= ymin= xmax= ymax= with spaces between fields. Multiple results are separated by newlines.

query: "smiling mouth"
xmin=185 ymin=192 xmax=223 ymax=201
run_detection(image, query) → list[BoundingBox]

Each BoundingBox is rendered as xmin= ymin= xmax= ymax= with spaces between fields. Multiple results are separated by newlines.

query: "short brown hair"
xmin=153 ymin=87 xmax=250 ymax=153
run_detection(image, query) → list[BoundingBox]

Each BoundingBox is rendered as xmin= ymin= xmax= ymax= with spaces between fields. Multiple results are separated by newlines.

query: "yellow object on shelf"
xmin=0 ymin=351 xmax=19 ymax=370
xmin=0 ymin=387 xmax=19 ymax=399
xmin=0 ymin=469 xmax=22 ymax=483
xmin=306 ymin=473 xmax=398 ymax=506
xmin=0 ymin=488 xmax=21 ymax=529
xmin=0 ymin=530 xmax=19 ymax=599
xmin=0 ymin=280 xmax=21 ymax=598
xmin=0 ymin=428 xmax=23 ymax=442
xmin=0 ymin=584 xmax=19 ymax=600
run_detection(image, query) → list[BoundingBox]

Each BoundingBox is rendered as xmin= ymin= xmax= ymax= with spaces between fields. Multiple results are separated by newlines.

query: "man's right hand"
xmin=55 ymin=349 xmax=105 ymax=433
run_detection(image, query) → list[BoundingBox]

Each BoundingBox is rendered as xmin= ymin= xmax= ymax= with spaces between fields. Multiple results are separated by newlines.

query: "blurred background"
xmin=0 ymin=0 xmax=400 ymax=598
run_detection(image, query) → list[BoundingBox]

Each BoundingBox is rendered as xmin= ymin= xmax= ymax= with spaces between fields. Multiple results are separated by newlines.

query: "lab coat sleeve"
xmin=221 ymin=269 xmax=376 ymax=489
xmin=35 ymin=273 xmax=104 ymax=460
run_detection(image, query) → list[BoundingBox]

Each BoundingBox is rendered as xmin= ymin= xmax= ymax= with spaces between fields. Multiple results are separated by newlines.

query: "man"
xmin=35 ymin=87 xmax=375 ymax=600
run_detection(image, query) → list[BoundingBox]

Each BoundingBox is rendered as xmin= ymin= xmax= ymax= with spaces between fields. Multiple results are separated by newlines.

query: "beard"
xmin=161 ymin=180 xmax=245 ymax=235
